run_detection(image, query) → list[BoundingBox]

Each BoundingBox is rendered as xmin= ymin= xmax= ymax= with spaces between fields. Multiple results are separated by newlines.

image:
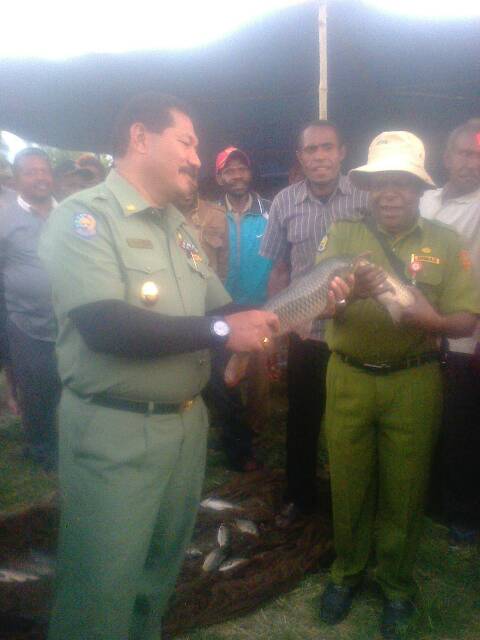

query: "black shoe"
xmin=275 ymin=502 xmax=313 ymax=528
xmin=381 ymin=599 xmax=414 ymax=639
xmin=320 ymin=582 xmax=357 ymax=625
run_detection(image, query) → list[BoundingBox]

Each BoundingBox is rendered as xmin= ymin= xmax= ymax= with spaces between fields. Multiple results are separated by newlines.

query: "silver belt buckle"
xmin=364 ymin=362 xmax=390 ymax=371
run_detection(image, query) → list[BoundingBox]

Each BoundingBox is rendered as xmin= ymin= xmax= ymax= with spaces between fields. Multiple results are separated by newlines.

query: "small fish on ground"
xmin=200 ymin=497 xmax=240 ymax=511
xmin=235 ymin=519 xmax=259 ymax=536
xmin=29 ymin=549 xmax=56 ymax=575
xmin=185 ymin=546 xmax=203 ymax=559
xmin=219 ymin=558 xmax=249 ymax=572
xmin=0 ymin=569 xmax=40 ymax=583
xmin=202 ymin=548 xmax=229 ymax=572
xmin=217 ymin=524 xmax=231 ymax=548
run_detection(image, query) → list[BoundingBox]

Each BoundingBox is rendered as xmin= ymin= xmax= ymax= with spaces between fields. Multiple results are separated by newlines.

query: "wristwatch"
xmin=210 ymin=317 xmax=231 ymax=345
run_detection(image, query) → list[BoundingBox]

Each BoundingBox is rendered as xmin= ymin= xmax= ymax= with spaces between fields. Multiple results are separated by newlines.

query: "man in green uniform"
xmin=316 ymin=131 xmax=480 ymax=639
xmin=39 ymin=93 xmax=281 ymax=640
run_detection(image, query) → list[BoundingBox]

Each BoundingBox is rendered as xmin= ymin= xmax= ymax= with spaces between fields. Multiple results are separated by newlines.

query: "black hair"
xmin=13 ymin=147 xmax=51 ymax=174
xmin=111 ymin=92 xmax=192 ymax=157
xmin=296 ymin=119 xmax=344 ymax=151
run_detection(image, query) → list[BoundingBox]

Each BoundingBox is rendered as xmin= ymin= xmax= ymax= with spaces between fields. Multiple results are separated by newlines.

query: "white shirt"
xmin=420 ymin=186 xmax=480 ymax=354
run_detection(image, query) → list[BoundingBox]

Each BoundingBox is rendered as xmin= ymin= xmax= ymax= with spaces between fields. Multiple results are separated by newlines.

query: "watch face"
xmin=213 ymin=320 xmax=230 ymax=337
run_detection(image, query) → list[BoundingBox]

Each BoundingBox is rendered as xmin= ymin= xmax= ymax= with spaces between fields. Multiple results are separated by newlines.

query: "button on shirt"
xmin=420 ymin=186 xmax=480 ymax=353
xmin=260 ymin=175 xmax=368 ymax=339
xmin=0 ymin=195 xmax=57 ymax=341
xmin=317 ymin=215 xmax=480 ymax=363
xmin=39 ymin=170 xmax=231 ymax=403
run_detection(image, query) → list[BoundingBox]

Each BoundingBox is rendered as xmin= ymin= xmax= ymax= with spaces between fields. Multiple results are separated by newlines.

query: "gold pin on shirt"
xmin=141 ymin=281 xmax=159 ymax=305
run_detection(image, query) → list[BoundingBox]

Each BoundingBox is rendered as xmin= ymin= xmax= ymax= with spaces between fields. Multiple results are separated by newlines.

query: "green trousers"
xmin=325 ymin=354 xmax=442 ymax=600
xmin=48 ymin=389 xmax=209 ymax=640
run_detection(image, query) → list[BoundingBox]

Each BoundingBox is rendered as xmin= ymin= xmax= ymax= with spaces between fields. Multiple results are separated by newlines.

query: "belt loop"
xmin=146 ymin=401 xmax=155 ymax=416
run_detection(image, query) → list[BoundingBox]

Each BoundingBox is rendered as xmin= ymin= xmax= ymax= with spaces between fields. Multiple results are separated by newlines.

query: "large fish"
xmin=224 ymin=256 xmax=417 ymax=385
xmin=225 ymin=256 xmax=353 ymax=386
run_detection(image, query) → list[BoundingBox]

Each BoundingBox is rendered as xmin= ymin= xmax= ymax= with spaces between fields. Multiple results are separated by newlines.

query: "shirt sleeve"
xmin=437 ymin=235 xmax=480 ymax=316
xmin=39 ymin=200 xmax=125 ymax=318
xmin=260 ymin=195 xmax=288 ymax=262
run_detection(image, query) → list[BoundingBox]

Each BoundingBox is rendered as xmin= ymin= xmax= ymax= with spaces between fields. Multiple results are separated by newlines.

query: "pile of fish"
xmin=185 ymin=497 xmax=260 ymax=574
xmin=0 ymin=549 xmax=56 ymax=585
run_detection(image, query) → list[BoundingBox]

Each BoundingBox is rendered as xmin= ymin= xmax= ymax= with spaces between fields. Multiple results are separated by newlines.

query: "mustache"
xmin=179 ymin=166 xmax=198 ymax=180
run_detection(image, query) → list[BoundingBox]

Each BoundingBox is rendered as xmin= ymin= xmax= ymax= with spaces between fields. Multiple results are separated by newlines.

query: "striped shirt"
xmin=260 ymin=175 xmax=369 ymax=339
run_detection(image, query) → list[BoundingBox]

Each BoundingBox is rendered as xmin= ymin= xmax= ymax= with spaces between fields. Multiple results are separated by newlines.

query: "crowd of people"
xmin=0 ymin=93 xmax=479 ymax=640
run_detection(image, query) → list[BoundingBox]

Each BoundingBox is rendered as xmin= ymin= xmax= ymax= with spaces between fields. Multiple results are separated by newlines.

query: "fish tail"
xmin=224 ymin=353 xmax=250 ymax=387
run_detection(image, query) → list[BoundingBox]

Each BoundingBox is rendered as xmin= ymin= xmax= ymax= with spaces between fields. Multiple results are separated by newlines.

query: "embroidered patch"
xmin=127 ymin=238 xmax=154 ymax=249
xmin=73 ymin=212 xmax=96 ymax=238
xmin=317 ymin=235 xmax=328 ymax=253
xmin=459 ymin=249 xmax=472 ymax=271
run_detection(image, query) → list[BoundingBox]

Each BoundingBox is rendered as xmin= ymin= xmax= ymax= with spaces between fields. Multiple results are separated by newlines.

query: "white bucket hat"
xmin=349 ymin=131 xmax=435 ymax=188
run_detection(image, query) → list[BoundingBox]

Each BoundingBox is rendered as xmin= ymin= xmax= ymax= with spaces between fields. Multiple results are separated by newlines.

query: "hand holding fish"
xmin=225 ymin=310 xmax=280 ymax=353
xmin=353 ymin=259 xmax=392 ymax=299
xmin=323 ymin=275 xmax=355 ymax=317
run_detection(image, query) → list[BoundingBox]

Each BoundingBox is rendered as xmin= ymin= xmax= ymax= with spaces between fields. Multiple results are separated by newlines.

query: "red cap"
xmin=215 ymin=146 xmax=251 ymax=175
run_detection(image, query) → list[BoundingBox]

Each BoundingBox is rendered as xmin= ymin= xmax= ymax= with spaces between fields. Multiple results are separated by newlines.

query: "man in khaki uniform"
xmin=316 ymin=132 xmax=480 ymax=639
xmin=173 ymin=190 xmax=228 ymax=280
xmin=40 ymin=93 xmax=279 ymax=640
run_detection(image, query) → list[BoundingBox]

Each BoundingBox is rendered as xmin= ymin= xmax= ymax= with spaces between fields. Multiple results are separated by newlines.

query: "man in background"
xmin=173 ymin=189 xmax=228 ymax=280
xmin=0 ymin=148 xmax=60 ymax=470
xmin=261 ymin=121 xmax=369 ymax=525
xmin=208 ymin=147 xmax=272 ymax=471
xmin=53 ymin=159 xmax=96 ymax=201
xmin=420 ymin=118 xmax=480 ymax=545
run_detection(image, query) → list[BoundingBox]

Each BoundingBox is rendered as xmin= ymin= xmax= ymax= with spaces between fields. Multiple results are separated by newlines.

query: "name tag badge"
xmin=413 ymin=254 xmax=441 ymax=265
xmin=127 ymin=238 xmax=154 ymax=249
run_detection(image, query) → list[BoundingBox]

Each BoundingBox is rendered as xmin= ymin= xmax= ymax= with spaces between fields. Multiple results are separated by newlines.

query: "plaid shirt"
xmin=260 ymin=175 xmax=368 ymax=339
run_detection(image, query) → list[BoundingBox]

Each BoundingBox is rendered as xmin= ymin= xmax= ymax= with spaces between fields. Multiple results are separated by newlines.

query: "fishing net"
xmin=0 ymin=471 xmax=333 ymax=638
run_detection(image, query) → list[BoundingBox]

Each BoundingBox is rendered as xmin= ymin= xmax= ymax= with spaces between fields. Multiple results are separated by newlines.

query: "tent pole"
xmin=318 ymin=0 xmax=328 ymax=119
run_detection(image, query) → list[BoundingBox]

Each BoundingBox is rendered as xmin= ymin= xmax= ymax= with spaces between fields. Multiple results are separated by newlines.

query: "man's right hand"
xmin=225 ymin=310 xmax=280 ymax=353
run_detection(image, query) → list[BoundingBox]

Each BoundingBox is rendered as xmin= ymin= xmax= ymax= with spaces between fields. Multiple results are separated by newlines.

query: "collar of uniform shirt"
xmin=441 ymin=184 xmax=480 ymax=205
xmin=293 ymin=174 xmax=352 ymax=206
xmin=106 ymin=168 xmax=162 ymax=217
xmin=376 ymin=213 xmax=424 ymax=241
xmin=17 ymin=194 xmax=57 ymax=215
xmin=225 ymin=192 xmax=253 ymax=215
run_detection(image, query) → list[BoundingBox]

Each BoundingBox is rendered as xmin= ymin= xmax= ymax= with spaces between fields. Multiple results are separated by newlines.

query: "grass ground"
xmin=1 ymin=382 xmax=479 ymax=639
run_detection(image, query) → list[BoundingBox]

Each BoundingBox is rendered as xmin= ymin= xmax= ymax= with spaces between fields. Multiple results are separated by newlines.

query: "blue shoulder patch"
xmin=73 ymin=212 xmax=97 ymax=238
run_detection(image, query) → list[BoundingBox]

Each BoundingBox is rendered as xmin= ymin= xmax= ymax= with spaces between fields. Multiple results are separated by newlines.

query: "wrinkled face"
xmin=15 ymin=156 xmax=53 ymax=203
xmin=367 ymin=171 xmax=424 ymax=234
xmin=444 ymin=131 xmax=480 ymax=195
xmin=296 ymin=126 xmax=345 ymax=187
xmin=217 ymin=157 xmax=252 ymax=198
xmin=142 ymin=109 xmax=201 ymax=202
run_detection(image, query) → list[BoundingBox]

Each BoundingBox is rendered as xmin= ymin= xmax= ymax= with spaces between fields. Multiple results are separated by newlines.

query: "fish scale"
xmin=225 ymin=256 xmax=353 ymax=386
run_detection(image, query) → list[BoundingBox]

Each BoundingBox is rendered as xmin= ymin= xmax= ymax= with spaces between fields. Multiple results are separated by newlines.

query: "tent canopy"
xmin=1 ymin=1 xmax=479 ymax=179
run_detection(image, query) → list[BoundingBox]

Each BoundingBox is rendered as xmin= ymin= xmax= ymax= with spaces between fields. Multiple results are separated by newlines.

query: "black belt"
xmin=335 ymin=351 xmax=440 ymax=374
xmin=89 ymin=394 xmax=196 ymax=415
